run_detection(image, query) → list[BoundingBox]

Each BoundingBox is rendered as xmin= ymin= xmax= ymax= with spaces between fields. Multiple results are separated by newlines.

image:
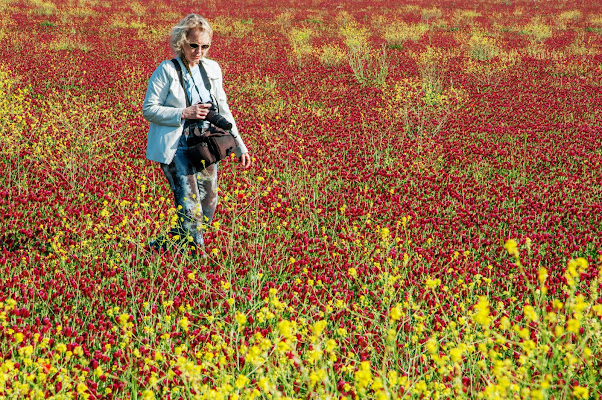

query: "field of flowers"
xmin=1 ymin=0 xmax=602 ymax=398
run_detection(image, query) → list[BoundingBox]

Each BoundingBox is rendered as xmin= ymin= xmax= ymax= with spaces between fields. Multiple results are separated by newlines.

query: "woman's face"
xmin=183 ymin=29 xmax=211 ymax=66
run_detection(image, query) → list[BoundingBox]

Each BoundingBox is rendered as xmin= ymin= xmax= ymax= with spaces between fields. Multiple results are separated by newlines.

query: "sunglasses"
xmin=189 ymin=43 xmax=211 ymax=50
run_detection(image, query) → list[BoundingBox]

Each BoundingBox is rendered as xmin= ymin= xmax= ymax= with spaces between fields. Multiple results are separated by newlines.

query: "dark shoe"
xmin=148 ymin=237 xmax=168 ymax=253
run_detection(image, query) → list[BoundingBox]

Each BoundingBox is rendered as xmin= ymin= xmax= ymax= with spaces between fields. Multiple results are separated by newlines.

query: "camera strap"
xmin=197 ymin=62 xmax=212 ymax=92
xmin=172 ymin=57 xmax=222 ymax=118
xmin=171 ymin=58 xmax=191 ymax=107
xmin=195 ymin=61 xmax=219 ymax=111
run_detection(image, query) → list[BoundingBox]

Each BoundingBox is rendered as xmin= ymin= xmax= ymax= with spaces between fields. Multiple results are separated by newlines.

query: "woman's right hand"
xmin=181 ymin=103 xmax=211 ymax=120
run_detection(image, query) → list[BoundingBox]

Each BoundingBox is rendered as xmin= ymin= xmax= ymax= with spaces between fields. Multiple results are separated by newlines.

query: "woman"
xmin=143 ymin=14 xmax=251 ymax=253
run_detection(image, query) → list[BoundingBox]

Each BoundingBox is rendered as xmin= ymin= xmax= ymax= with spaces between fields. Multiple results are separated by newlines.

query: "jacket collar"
xmin=176 ymin=56 xmax=217 ymax=79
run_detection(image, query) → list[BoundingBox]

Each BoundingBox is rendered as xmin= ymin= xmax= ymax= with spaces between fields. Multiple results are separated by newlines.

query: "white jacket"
xmin=143 ymin=57 xmax=247 ymax=164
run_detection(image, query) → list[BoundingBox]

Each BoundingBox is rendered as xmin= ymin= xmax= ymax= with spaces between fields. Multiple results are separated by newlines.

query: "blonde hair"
xmin=170 ymin=14 xmax=214 ymax=58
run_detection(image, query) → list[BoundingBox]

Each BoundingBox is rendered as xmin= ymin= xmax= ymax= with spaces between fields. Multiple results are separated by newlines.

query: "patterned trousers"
xmin=160 ymin=135 xmax=218 ymax=247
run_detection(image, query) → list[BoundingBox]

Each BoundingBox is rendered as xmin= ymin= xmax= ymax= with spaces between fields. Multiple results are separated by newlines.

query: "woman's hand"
xmin=240 ymin=153 xmax=252 ymax=169
xmin=181 ymin=103 xmax=211 ymax=120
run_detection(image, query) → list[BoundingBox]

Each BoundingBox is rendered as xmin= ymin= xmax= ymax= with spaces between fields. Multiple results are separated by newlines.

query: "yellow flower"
xmin=524 ymin=305 xmax=538 ymax=322
xmin=390 ymin=304 xmax=402 ymax=321
xmin=538 ymin=267 xmax=548 ymax=284
xmin=449 ymin=345 xmax=464 ymax=363
xmin=118 ymin=314 xmax=130 ymax=325
xmin=380 ymin=227 xmax=390 ymax=240
xmin=572 ymin=386 xmax=589 ymax=399
xmin=348 ymin=267 xmax=358 ymax=277
xmin=474 ymin=296 xmax=491 ymax=326
xmin=504 ymin=239 xmax=519 ymax=257
xmin=567 ymin=319 xmax=580 ymax=334
xmin=307 ymin=349 xmax=323 ymax=364
xmin=278 ymin=320 xmax=293 ymax=339
xmin=388 ymin=370 xmax=399 ymax=386
xmin=235 ymin=312 xmax=247 ymax=326
xmin=414 ymin=380 xmax=427 ymax=393
xmin=311 ymin=320 xmax=327 ymax=337
xmin=554 ymin=325 xmax=564 ymax=337
xmin=574 ymin=295 xmax=588 ymax=313
xmin=500 ymin=316 xmax=510 ymax=330
xmin=387 ymin=328 xmax=396 ymax=342
xmin=76 ymin=383 xmax=88 ymax=394
xmin=203 ymin=351 xmax=214 ymax=362
xmin=372 ymin=377 xmax=384 ymax=391
xmin=309 ymin=369 xmax=327 ymax=386
xmin=375 ymin=390 xmax=388 ymax=400
xmin=566 ymin=260 xmax=579 ymax=280
xmin=583 ymin=347 xmax=592 ymax=359
xmin=425 ymin=277 xmax=441 ymax=289
xmin=14 ymin=332 xmax=24 ymax=343
xmin=258 ymin=377 xmax=270 ymax=391
xmin=575 ymin=257 xmax=588 ymax=273
xmin=17 ymin=345 xmax=33 ymax=357
xmin=520 ymin=340 xmax=536 ymax=354
xmin=244 ymin=346 xmax=261 ymax=365
xmin=277 ymin=340 xmax=290 ymax=352
xmin=235 ymin=374 xmax=250 ymax=389
xmin=179 ymin=317 xmax=190 ymax=331
xmin=517 ymin=327 xmax=529 ymax=339
xmin=354 ymin=361 xmax=373 ymax=390
xmin=425 ymin=339 xmax=438 ymax=355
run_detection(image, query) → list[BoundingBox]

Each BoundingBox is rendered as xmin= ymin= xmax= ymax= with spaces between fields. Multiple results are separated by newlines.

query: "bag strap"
xmin=197 ymin=61 xmax=212 ymax=92
xmin=171 ymin=58 xmax=191 ymax=107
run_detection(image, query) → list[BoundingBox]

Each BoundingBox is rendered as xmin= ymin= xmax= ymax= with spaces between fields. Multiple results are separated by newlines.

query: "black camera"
xmin=204 ymin=101 xmax=232 ymax=131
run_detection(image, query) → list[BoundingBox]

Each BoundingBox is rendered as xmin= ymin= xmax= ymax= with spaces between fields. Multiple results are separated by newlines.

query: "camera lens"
xmin=205 ymin=110 xmax=233 ymax=131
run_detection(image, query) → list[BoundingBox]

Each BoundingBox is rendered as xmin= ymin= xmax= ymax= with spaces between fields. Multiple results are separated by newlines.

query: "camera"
xmin=204 ymin=101 xmax=232 ymax=131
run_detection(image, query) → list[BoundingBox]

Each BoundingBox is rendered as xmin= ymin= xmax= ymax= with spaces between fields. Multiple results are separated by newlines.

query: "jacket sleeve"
xmin=211 ymin=63 xmax=249 ymax=157
xmin=142 ymin=61 xmax=184 ymax=127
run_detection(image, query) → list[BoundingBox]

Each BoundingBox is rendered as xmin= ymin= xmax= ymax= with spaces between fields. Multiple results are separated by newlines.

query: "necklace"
xmin=181 ymin=56 xmax=204 ymax=102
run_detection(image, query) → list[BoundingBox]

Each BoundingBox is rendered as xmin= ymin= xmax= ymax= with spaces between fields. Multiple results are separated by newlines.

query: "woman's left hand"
xmin=240 ymin=153 xmax=252 ymax=169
